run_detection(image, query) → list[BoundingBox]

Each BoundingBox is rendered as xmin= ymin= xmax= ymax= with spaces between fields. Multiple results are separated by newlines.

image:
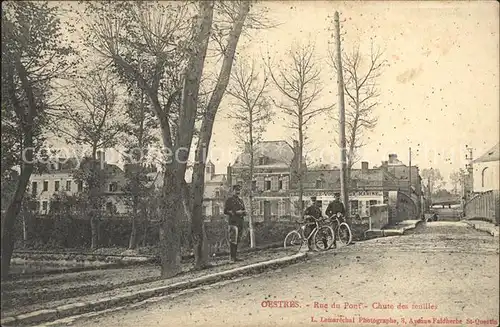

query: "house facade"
xmin=227 ymin=142 xmax=423 ymax=223
xmin=28 ymin=152 xmax=161 ymax=216
xmin=202 ymin=161 xmax=228 ymax=219
xmin=290 ymin=161 xmax=402 ymax=219
xmin=227 ymin=140 xmax=301 ymax=222
xmin=472 ymin=143 xmax=499 ymax=193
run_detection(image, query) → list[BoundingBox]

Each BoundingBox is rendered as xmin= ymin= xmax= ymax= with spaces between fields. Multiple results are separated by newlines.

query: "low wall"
xmin=11 ymin=215 xmax=297 ymax=255
xmin=369 ymin=204 xmax=389 ymax=229
xmin=465 ymin=190 xmax=499 ymax=225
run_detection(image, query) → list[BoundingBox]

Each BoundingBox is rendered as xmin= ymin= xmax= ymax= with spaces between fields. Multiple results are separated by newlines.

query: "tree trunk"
xmin=1 ymin=141 xmax=33 ymax=280
xmin=248 ymin=112 xmax=256 ymax=248
xmin=298 ymin=120 xmax=304 ymax=219
xmin=129 ymin=196 xmax=138 ymax=249
xmin=159 ymin=169 xmax=182 ymax=278
xmin=90 ymin=148 xmax=100 ymax=250
xmin=191 ymin=2 xmax=250 ymax=268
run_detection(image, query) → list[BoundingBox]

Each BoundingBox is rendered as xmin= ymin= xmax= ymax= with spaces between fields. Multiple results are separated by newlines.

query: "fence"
xmin=465 ymin=190 xmax=500 ymax=225
xmin=11 ymin=214 xmax=298 ymax=255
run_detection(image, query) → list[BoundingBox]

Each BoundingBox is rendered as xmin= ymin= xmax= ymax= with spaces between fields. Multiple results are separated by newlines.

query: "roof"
xmin=207 ymin=174 xmax=226 ymax=183
xmin=303 ymin=168 xmax=388 ymax=189
xmin=473 ymin=143 xmax=500 ymax=163
xmin=232 ymin=140 xmax=295 ymax=168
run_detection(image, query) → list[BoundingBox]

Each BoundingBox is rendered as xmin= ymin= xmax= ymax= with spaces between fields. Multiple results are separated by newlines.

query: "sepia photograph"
xmin=1 ymin=1 xmax=498 ymax=326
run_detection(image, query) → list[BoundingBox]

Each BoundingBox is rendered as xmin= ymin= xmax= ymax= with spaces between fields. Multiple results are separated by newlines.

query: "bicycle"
xmin=327 ymin=212 xmax=353 ymax=246
xmin=283 ymin=215 xmax=335 ymax=252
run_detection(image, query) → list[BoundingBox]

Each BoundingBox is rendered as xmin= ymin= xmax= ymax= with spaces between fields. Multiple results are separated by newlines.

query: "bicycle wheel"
xmin=313 ymin=226 xmax=335 ymax=251
xmin=284 ymin=230 xmax=303 ymax=251
xmin=337 ymin=222 xmax=352 ymax=245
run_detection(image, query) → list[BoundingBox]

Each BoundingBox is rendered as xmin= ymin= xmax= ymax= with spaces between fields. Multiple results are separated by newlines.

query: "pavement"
xmin=1 ymin=247 xmax=307 ymax=326
xmin=29 ymin=220 xmax=499 ymax=327
xmin=462 ymin=219 xmax=499 ymax=237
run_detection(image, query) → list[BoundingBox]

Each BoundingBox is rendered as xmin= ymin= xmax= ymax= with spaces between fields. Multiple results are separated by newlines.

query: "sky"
xmin=208 ymin=0 xmax=499 ymax=185
xmin=53 ymin=1 xmax=499 ymax=188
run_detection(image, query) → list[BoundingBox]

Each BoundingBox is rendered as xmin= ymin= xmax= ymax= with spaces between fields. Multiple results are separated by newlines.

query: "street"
xmin=54 ymin=221 xmax=499 ymax=327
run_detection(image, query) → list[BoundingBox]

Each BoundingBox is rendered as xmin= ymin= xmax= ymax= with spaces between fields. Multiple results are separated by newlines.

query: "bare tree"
xmin=329 ymin=44 xmax=385 ymax=182
xmin=122 ymin=84 xmax=159 ymax=250
xmin=1 ymin=1 xmax=76 ymax=278
xmin=53 ymin=65 xmax=126 ymax=249
xmin=422 ymin=168 xmax=445 ymax=204
xmin=190 ymin=1 xmax=251 ymax=268
xmin=225 ymin=58 xmax=273 ymax=248
xmin=449 ymin=169 xmax=465 ymax=195
xmin=83 ymin=1 xmax=255 ymax=274
xmin=267 ymin=42 xmax=334 ymax=218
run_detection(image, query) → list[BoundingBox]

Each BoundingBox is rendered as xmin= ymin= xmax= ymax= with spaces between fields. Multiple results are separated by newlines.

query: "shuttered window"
xmin=271 ymin=176 xmax=278 ymax=191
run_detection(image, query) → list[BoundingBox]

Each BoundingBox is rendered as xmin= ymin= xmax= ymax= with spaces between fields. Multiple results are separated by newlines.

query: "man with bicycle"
xmin=304 ymin=197 xmax=329 ymax=250
xmin=326 ymin=193 xmax=346 ymax=248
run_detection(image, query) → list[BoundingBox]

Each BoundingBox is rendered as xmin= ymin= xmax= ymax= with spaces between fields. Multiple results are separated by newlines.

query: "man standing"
xmin=326 ymin=193 xmax=346 ymax=249
xmin=224 ymin=184 xmax=246 ymax=262
xmin=326 ymin=193 xmax=346 ymax=218
xmin=303 ymin=197 xmax=328 ymax=250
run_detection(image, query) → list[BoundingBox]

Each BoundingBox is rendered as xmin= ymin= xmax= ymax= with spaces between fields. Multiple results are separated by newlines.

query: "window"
xmin=106 ymin=202 xmax=114 ymax=213
xmin=54 ymin=181 xmax=60 ymax=192
xmin=258 ymin=156 xmax=266 ymax=165
xmin=43 ymin=181 xmax=48 ymax=192
xmin=369 ymin=200 xmax=378 ymax=206
xmin=109 ymin=182 xmax=118 ymax=192
xmin=66 ymin=180 xmax=72 ymax=191
xmin=32 ymin=182 xmax=38 ymax=196
xmin=316 ymin=179 xmax=323 ymax=189
xmin=252 ymin=180 xmax=257 ymax=191
xmin=481 ymin=167 xmax=488 ymax=187
xmin=265 ymin=180 xmax=271 ymax=191
xmin=42 ymin=201 xmax=48 ymax=212
xmin=278 ymin=179 xmax=283 ymax=190
xmin=212 ymin=204 xmax=220 ymax=216
xmin=350 ymin=200 xmax=359 ymax=215
xmin=77 ymin=181 xmax=83 ymax=192
xmin=215 ymin=190 xmax=220 ymax=197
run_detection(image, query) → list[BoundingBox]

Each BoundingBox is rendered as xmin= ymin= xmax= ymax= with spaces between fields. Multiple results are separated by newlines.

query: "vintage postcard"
xmin=1 ymin=1 xmax=498 ymax=326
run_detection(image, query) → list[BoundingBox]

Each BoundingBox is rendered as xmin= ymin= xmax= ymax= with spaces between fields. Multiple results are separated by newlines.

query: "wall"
xmin=388 ymin=191 xmax=418 ymax=224
xmin=473 ymin=161 xmax=500 ymax=193
xmin=465 ymin=190 xmax=499 ymax=225
xmin=369 ymin=204 xmax=389 ymax=229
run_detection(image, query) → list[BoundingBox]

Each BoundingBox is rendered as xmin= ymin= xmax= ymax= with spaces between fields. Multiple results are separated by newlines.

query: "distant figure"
xmin=223 ymin=184 xmax=246 ymax=262
xmin=432 ymin=212 xmax=439 ymax=222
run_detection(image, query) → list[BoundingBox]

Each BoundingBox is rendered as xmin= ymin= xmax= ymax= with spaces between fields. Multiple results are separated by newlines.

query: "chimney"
xmin=361 ymin=161 xmax=369 ymax=173
xmin=97 ymin=150 xmax=106 ymax=163
xmin=388 ymin=154 xmax=397 ymax=164
xmin=226 ymin=165 xmax=232 ymax=187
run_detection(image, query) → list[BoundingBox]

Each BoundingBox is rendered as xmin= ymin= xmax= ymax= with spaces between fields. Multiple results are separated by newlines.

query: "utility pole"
xmin=408 ymin=147 xmax=412 ymax=196
xmin=334 ymin=11 xmax=349 ymax=220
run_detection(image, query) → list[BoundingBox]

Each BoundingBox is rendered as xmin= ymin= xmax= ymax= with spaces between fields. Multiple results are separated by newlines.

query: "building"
xmin=472 ymin=143 xmax=499 ymax=193
xmin=227 ymin=142 xmax=423 ymax=223
xmin=202 ymin=161 xmax=228 ymax=218
xmin=227 ymin=140 xmax=301 ymax=221
xmin=292 ymin=161 xmax=406 ymax=218
xmin=465 ymin=143 xmax=499 ymax=225
xmin=28 ymin=151 xmax=160 ymax=215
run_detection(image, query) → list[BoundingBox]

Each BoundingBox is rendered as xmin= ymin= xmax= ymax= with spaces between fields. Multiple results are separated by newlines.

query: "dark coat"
xmin=326 ymin=200 xmax=345 ymax=217
xmin=224 ymin=195 xmax=246 ymax=225
xmin=304 ymin=205 xmax=322 ymax=220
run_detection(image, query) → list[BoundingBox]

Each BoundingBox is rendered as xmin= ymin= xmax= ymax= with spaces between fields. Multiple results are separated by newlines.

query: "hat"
xmin=310 ymin=196 xmax=317 ymax=201
xmin=233 ymin=184 xmax=242 ymax=190
xmin=334 ymin=193 xmax=340 ymax=197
